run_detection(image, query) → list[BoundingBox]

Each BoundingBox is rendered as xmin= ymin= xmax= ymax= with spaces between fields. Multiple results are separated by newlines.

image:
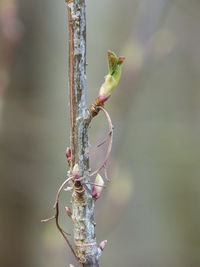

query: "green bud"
xmin=96 ymin=50 xmax=125 ymax=105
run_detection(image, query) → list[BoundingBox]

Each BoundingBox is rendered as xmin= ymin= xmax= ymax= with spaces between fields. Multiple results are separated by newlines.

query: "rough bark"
xmin=66 ymin=0 xmax=100 ymax=266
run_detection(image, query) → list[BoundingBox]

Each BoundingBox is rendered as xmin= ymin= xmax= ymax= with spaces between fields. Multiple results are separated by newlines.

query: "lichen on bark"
xmin=66 ymin=0 xmax=100 ymax=265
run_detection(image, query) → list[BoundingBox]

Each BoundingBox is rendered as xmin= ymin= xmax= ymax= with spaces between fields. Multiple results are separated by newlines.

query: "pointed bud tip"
xmin=92 ymin=185 xmax=98 ymax=199
xmin=99 ymin=240 xmax=107 ymax=251
xmin=73 ymin=163 xmax=79 ymax=172
xmin=96 ymin=173 xmax=104 ymax=185
xmin=107 ymin=50 xmax=125 ymax=64
xmin=118 ymin=56 xmax=125 ymax=64
xmin=66 ymin=147 xmax=71 ymax=159
xmin=107 ymin=50 xmax=116 ymax=58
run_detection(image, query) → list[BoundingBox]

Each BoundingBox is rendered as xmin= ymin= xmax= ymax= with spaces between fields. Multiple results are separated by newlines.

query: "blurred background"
xmin=0 ymin=0 xmax=200 ymax=266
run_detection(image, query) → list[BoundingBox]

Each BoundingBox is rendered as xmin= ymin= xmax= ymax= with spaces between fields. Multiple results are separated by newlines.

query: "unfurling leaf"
xmin=96 ymin=50 xmax=125 ymax=105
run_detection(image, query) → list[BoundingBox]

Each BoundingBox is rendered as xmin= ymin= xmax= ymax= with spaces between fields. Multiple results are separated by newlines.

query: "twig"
xmin=53 ymin=176 xmax=74 ymax=208
xmin=55 ymin=106 xmax=112 ymax=263
xmin=88 ymin=106 xmax=113 ymax=177
xmin=54 ymin=200 xmax=78 ymax=262
xmin=77 ymin=106 xmax=113 ymax=183
xmin=42 ymin=106 xmax=113 ymax=267
xmin=104 ymin=165 xmax=110 ymax=182
xmin=43 ymin=0 xmax=115 ymax=264
xmin=42 ymin=175 xmax=81 ymax=265
xmin=41 ymin=215 xmax=55 ymax=223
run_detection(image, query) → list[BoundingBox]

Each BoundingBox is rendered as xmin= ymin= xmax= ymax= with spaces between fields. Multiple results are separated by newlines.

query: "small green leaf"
xmin=108 ymin=50 xmax=118 ymax=75
xmin=97 ymin=50 xmax=125 ymax=105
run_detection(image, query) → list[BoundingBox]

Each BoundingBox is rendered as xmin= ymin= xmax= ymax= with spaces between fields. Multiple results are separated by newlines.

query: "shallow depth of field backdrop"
xmin=0 ymin=0 xmax=200 ymax=266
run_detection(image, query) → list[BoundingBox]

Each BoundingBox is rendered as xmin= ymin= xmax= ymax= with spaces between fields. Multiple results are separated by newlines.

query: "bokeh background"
xmin=1 ymin=0 xmax=200 ymax=266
